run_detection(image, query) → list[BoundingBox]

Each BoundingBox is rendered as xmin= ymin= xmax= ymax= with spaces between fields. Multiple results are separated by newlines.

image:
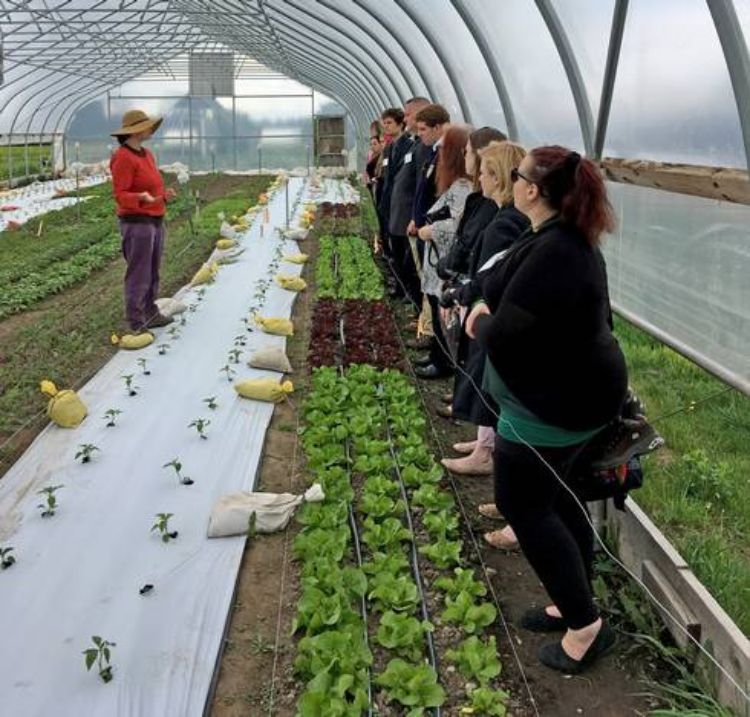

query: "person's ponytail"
xmin=530 ymin=146 xmax=615 ymax=245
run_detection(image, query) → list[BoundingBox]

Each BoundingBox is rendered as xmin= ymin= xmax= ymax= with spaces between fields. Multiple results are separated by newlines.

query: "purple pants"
xmin=119 ymin=219 xmax=165 ymax=330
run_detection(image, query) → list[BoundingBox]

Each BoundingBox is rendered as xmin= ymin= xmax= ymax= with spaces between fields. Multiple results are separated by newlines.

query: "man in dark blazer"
xmin=376 ymin=107 xmax=407 ymax=265
xmin=387 ymin=97 xmax=431 ymax=304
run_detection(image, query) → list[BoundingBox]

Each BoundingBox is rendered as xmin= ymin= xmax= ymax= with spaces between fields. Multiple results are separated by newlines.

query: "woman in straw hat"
xmin=110 ymin=109 xmax=176 ymax=331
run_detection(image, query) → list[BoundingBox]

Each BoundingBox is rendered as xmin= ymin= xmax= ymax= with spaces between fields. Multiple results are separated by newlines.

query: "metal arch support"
xmin=392 ymin=0 xmax=472 ymax=122
xmin=449 ymin=0 xmax=518 ymax=139
xmin=594 ymin=0 xmax=629 ymax=160
xmin=534 ymin=0 xmax=595 ymax=156
xmin=261 ymin=14 xmax=383 ymax=118
xmin=265 ymin=3 xmax=395 ymax=110
xmin=268 ymin=39 xmax=377 ymax=124
xmin=315 ymin=0 xmax=420 ymax=100
xmin=350 ymin=0 xmax=442 ymax=106
xmin=282 ymin=0 xmax=407 ymax=105
xmin=707 ymin=0 xmax=750 ymax=175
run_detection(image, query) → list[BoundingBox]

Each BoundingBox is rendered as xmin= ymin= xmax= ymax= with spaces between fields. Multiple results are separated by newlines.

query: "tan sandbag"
xmin=248 ymin=346 xmax=293 ymax=373
xmin=234 ymin=378 xmax=294 ymax=402
xmin=40 ymin=380 xmax=87 ymax=428
xmin=255 ymin=314 xmax=294 ymax=336
xmin=155 ymin=297 xmax=187 ymax=317
xmin=207 ymin=484 xmax=324 ymax=537
xmin=110 ymin=332 xmax=154 ymax=350
xmin=275 ymin=274 xmax=307 ymax=292
xmin=282 ymin=253 xmax=309 ymax=265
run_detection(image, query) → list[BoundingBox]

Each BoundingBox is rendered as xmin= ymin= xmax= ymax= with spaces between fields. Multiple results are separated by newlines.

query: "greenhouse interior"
xmin=1 ymin=1 xmax=749 ymax=715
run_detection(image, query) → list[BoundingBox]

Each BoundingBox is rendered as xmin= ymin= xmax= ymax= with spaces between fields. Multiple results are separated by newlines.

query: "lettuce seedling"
xmin=203 ymin=396 xmax=218 ymax=410
xmin=151 ymin=513 xmax=178 ymax=542
xmin=136 ymin=358 xmax=151 ymax=376
xmin=103 ymin=408 xmax=122 ymax=427
xmin=361 ymin=517 xmax=411 ymax=551
xmin=188 ymin=418 xmax=210 ymax=440
xmin=83 ymin=636 xmax=116 ymax=683
xmin=375 ymin=611 xmax=433 ymax=661
xmin=418 ymin=537 xmax=462 ymax=568
xmin=465 ymin=686 xmax=510 ymax=716
xmin=162 ymin=458 xmax=194 ymax=485
xmin=445 ymin=635 xmax=502 ymax=685
xmin=441 ymin=590 xmax=497 ymax=634
xmin=434 ymin=567 xmax=487 ymax=601
xmin=121 ymin=374 xmax=138 ymax=397
xmin=1 ymin=546 xmax=15 ymax=570
xmin=367 ymin=572 xmax=419 ymax=613
xmin=412 ymin=484 xmax=454 ymax=512
xmin=374 ymin=659 xmax=446 ymax=714
xmin=37 ymin=484 xmax=63 ymax=517
xmin=75 ymin=443 xmax=100 ymax=464
xmin=422 ymin=511 xmax=459 ymax=538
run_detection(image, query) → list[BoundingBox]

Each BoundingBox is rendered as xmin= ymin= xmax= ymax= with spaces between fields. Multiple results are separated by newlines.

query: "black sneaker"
xmin=590 ymin=418 xmax=664 ymax=470
xmin=146 ymin=313 xmax=174 ymax=329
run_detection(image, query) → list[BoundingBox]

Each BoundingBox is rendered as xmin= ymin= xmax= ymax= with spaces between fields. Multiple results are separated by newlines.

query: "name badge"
xmin=404 ymin=152 xmax=413 ymax=164
xmin=382 ymin=158 xmax=389 ymax=167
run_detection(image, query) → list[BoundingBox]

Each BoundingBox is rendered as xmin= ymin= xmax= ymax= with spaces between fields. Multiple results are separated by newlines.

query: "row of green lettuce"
xmin=292 ymin=365 xmax=509 ymax=716
xmin=315 ymin=235 xmax=384 ymax=301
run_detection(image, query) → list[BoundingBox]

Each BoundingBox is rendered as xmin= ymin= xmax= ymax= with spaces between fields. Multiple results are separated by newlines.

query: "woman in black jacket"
xmin=440 ymin=141 xmax=528 ymax=482
xmin=466 ymin=146 xmax=627 ymax=674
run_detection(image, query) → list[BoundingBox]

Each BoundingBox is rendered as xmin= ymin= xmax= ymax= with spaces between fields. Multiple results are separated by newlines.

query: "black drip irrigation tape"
xmin=377 ymin=244 xmax=541 ymax=716
xmin=383 ymin=400 xmax=442 ymax=717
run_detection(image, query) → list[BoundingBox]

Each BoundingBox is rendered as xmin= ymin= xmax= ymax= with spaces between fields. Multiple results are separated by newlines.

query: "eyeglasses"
xmin=510 ymin=167 xmax=534 ymax=184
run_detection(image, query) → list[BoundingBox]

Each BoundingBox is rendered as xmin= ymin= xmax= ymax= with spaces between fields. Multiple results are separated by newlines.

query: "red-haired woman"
xmin=415 ymin=124 xmax=472 ymax=378
xmin=466 ymin=146 xmax=627 ymax=673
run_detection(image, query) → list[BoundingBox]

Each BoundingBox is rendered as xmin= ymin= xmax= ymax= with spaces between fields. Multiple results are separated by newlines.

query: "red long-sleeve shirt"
xmin=110 ymin=144 xmax=166 ymax=217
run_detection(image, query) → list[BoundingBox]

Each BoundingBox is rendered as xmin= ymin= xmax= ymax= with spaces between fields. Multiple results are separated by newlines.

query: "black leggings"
xmin=494 ymin=436 xmax=597 ymax=629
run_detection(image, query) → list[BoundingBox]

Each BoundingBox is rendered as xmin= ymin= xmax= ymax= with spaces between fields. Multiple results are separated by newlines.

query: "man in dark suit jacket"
xmin=387 ymin=97 xmax=431 ymax=303
xmin=376 ymin=107 xmax=407 ymax=262
xmin=412 ymin=103 xmax=450 ymax=232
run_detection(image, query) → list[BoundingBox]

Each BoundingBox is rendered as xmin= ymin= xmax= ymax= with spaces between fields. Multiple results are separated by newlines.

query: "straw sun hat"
xmin=111 ymin=109 xmax=163 ymax=137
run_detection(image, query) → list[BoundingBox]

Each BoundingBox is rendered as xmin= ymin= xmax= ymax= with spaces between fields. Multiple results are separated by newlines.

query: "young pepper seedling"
xmin=136 ymin=358 xmax=151 ymax=376
xmin=103 ymin=409 xmax=122 ymax=427
xmin=151 ymin=513 xmax=178 ymax=543
xmin=121 ymin=374 xmax=138 ymax=397
xmin=203 ymin=396 xmax=218 ymax=410
xmin=0 ymin=546 xmax=15 ymax=570
xmin=220 ymin=364 xmax=236 ymax=382
xmin=162 ymin=458 xmax=194 ymax=486
xmin=157 ymin=343 xmax=170 ymax=355
xmin=75 ymin=443 xmax=100 ymax=464
xmin=37 ymin=484 xmax=64 ymax=517
xmin=188 ymin=418 xmax=210 ymax=440
xmin=83 ymin=636 xmax=116 ymax=683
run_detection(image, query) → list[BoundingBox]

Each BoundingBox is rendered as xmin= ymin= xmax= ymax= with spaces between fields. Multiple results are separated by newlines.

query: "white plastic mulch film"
xmin=0 ymin=176 xmax=349 ymax=717
xmin=604 ymin=183 xmax=750 ymax=391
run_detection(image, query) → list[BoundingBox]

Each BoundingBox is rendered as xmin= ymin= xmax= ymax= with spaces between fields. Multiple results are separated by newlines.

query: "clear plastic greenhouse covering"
xmin=1 ymin=0 xmax=750 ymax=389
xmin=0 ymin=177 xmax=358 ymax=717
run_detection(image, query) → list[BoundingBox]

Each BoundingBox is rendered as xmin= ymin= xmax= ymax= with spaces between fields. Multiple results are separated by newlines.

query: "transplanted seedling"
xmin=220 ymin=364 xmax=236 ymax=382
xmin=163 ymin=458 xmax=194 ymax=486
xmin=83 ymin=636 xmax=116 ymax=683
xmin=203 ymin=396 xmax=218 ymax=410
xmin=196 ymin=287 xmax=207 ymax=302
xmin=188 ymin=304 xmax=198 ymax=313
xmin=228 ymin=348 xmax=242 ymax=364
xmin=189 ymin=418 xmax=210 ymax=440
xmin=136 ymin=358 xmax=151 ymax=375
xmin=1 ymin=546 xmax=16 ymax=570
xmin=166 ymin=326 xmax=181 ymax=340
xmin=233 ymin=335 xmax=247 ymax=347
xmin=157 ymin=343 xmax=170 ymax=355
xmin=151 ymin=513 xmax=178 ymax=542
xmin=75 ymin=443 xmax=100 ymax=464
xmin=37 ymin=484 xmax=64 ymax=517
xmin=103 ymin=409 xmax=122 ymax=427
xmin=179 ymin=314 xmax=187 ymax=326
xmin=121 ymin=374 xmax=138 ymax=396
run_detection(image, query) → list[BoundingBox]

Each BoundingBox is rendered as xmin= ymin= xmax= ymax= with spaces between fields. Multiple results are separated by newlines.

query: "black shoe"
xmin=520 ymin=607 xmax=566 ymax=633
xmin=590 ymin=418 xmax=664 ymax=470
xmin=412 ymin=354 xmax=433 ymax=367
xmin=146 ymin=312 xmax=174 ymax=329
xmin=406 ymin=336 xmax=433 ymax=351
xmin=415 ymin=364 xmax=452 ymax=380
xmin=538 ymin=621 xmax=616 ymax=674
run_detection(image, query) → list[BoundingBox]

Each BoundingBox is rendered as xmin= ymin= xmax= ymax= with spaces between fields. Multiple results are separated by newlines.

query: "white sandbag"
xmin=207 ymin=484 xmax=324 ymax=537
xmin=282 ymin=227 xmax=309 ymax=241
xmin=155 ymin=297 xmax=188 ymax=317
xmin=220 ymin=221 xmax=237 ymax=239
xmin=248 ymin=346 xmax=293 ymax=373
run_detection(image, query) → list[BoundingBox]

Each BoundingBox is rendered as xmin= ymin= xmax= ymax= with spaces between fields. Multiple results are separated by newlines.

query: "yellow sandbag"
xmin=191 ymin=265 xmax=214 ymax=286
xmin=255 ymin=314 xmax=294 ymax=336
xmin=232 ymin=222 xmax=248 ymax=232
xmin=216 ymin=238 xmax=238 ymax=251
xmin=275 ymin=274 xmax=307 ymax=292
xmin=234 ymin=378 xmax=293 ymax=403
xmin=40 ymin=380 xmax=87 ymax=428
xmin=110 ymin=332 xmax=155 ymax=350
xmin=282 ymin=253 xmax=309 ymax=265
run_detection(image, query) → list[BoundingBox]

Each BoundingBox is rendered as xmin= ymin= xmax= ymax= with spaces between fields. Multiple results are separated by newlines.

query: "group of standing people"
xmin=367 ymin=99 xmax=630 ymax=674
